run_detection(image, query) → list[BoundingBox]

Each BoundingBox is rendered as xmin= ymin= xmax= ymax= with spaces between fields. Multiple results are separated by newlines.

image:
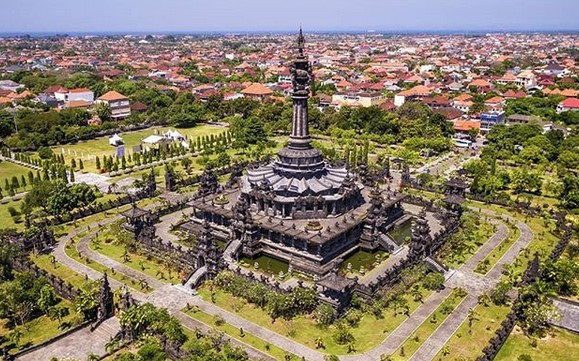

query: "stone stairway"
xmin=91 ymin=317 xmax=121 ymax=340
xmin=17 ymin=317 xmax=121 ymax=361
xmin=379 ymin=233 xmax=403 ymax=254
xmin=185 ymin=266 xmax=207 ymax=290
xmin=223 ymin=239 xmax=242 ymax=262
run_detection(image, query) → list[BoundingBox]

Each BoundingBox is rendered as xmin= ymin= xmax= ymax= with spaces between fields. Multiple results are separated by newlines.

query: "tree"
xmin=38 ymin=146 xmax=54 ymax=159
xmin=37 ymin=284 xmax=57 ymax=315
xmin=95 ymin=102 xmax=112 ymax=121
xmin=49 ymin=304 xmax=70 ymax=326
xmin=422 ymin=273 xmax=445 ymax=291
xmin=95 ymin=156 xmax=101 ymax=170
xmin=79 ymin=159 xmax=84 ymax=170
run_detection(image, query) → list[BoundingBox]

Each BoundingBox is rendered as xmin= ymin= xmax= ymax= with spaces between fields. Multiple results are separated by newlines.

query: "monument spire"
xmin=288 ymin=28 xmax=313 ymax=149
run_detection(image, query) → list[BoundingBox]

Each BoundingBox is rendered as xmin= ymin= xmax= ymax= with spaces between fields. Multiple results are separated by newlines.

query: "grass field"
xmin=64 ymin=234 xmax=151 ymax=293
xmin=30 ymin=254 xmax=89 ymax=289
xmin=0 ymin=161 xmax=34 ymax=193
xmin=0 ymin=301 xmax=81 ymax=354
xmin=495 ymin=327 xmax=579 ymax=361
xmin=390 ymin=289 xmax=467 ymax=360
xmin=184 ymin=308 xmax=301 ymax=361
xmin=0 ymin=198 xmax=24 ymax=230
xmin=90 ymin=235 xmax=182 ymax=284
xmin=434 ymin=302 xmax=511 ymax=360
xmin=197 ymin=284 xmax=432 ymax=355
xmin=48 ymin=124 xmax=228 ymax=172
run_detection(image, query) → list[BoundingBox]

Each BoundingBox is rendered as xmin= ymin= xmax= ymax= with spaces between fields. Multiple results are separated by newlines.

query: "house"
xmin=480 ymin=111 xmax=506 ymax=133
xmin=0 ymin=80 xmax=24 ymax=92
xmin=484 ymin=96 xmax=505 ymax=112
xmin=96 ymin=91 xmax=131 ymax=119
xmin=422 ymin=96 xmax=450 ymax=110
xmin=331 ymin=92 xmax=387 ymax=108
xmin=394 ymin=85 xmax=431 ymax=107
xmin=556 ymin=98 xmax=579 ymax=113
xmin=433 ymin=107 xmax=464 ymax=122
xmin=240 ymin=83 xmax=273 ymax=101
xmin=453 ymin=119 xmax=480 ymax=135
xmin=56 ymin=88 xmax=94 ymax=104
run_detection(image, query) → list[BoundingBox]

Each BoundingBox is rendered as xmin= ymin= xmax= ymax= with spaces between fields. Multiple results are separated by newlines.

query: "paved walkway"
xmin=410 ymin=209 xmax=534 ymax=360
xmin=17 ymin=317 xmax=121 ymax=361
xmin=408 ymin=295 xmax=478 ymax=361
xmin=50 ymin=215 xmax=277 ymax=361
xmin=43 ymin=200 xmax=537 ymax=361
xmin=551 ymin=298 xmax=579 ymax=333
xmin=155 ymin=208 xmax=193 ymax=246
xmin=342 ymin=288 xmax=453 ymax=361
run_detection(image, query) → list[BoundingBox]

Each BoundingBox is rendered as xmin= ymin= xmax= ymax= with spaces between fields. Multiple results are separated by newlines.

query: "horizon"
xmin=3 ymin=0 xmax=579 ymax=34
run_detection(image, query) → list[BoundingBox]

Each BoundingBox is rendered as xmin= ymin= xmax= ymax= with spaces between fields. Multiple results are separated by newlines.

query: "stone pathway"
xmin=407 ymin=295 xmax=478 ymax=361
xmin=17 ymin=317 xmax=121 ymax=361
xmin=342 ymin=289 xmax=453 ymax=361
xmin=43 ymin=201 xmax=537 ymax=361
xmin=155 ymin=208 xmax=193 ymax=247
xmin=409 ymin=209 xmax=534 ymax=360
xmin=550 ymin=298 xmax=579 ymax=333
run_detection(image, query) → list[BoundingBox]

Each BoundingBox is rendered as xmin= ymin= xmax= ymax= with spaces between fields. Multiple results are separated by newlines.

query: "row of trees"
xmin=463 ymin=123 xmax=579 ymax=209
xmin=213 ymin=271 xmax=318 ymax=322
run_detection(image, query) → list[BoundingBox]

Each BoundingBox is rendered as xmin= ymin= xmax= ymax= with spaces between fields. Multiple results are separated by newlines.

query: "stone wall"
xmin=12 ymin=257 xmax=80 ymax=302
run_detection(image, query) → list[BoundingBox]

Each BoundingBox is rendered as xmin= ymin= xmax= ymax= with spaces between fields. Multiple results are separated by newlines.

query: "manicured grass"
xmin=441 ymin=217 xmax=496 ymax=269
xmin=433 ymin=302 xmax=511 ymax=360
xmin=474 ymin=221 xmax=521 ymax=275
xmin=64 ymin=234 xmax=151 ymax=293
xmin=49 ymin=124 xmax=227 ymax=172
xmin=495 ymin=327 xmax=579 ymax=361
xmin=30 ymin=253 xmax=89 ymax=289
xmin=0 ymin=198 xmax=24 ymax=230
xmin=90 ymin=235 xmax=183 ymax=284
xmin=0 ymin=301 xmax=81 ymax=354
xmin=196 ymin=284 xmax=432 ymax=355
xmin=0 ymin=160 xmax=34 ymax=193
xmin=390 ymin=289 xmax=467 ymax=360
xmin=184 ymin=308 xmax=301 ymax=361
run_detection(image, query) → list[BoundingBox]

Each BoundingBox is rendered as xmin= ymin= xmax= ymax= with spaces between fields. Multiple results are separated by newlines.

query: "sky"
xmin=2 ymin=0 xmax=579 ymax=34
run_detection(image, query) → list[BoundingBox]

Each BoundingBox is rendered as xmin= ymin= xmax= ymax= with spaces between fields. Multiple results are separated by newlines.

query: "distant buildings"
xmin=556 ymin=98 xmax=579 ymax=113
xmin=240 ymin=83 xmax=274 ymax=101
xmin=96 ymin=91 xmax=131 ymax=119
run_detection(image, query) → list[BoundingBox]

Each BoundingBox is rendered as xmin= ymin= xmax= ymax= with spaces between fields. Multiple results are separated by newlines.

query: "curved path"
xmin=46 ymin=202 xmax=535 ymax=361
xmin=408 ymin=210 xmax=534 ymax=361
xmin=50 ymin=211 xmax=276 ymax=361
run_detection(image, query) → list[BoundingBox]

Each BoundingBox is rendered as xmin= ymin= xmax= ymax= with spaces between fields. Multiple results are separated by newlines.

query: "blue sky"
xmin=2 ymin=0 xmax=578 ymax=33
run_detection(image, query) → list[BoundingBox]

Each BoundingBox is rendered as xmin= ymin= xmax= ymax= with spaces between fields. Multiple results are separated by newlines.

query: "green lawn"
xmin=474 ymin=220 xmax=521 ymax=275
xmin=434 ymin=302 xmax=511 ymax=360
xmin=90 ymin=234 xmax=183 ymax=284
xmin=184 ymin=308 xmax=301 ymax=361
xmin=64 ymin=234 xmax=151 ymax=293
xmin=0 ymin=161 xmax=34 ymax=194
xmin=30 ymin=254 xmax=89 ymax=289
xmin=197 ymin=285 xmax=432 ymax=355
xmin=47 ymin=124 xmax=227 ymax=172
xmin=0 ymin=198 xmax=24 ymax=230
xmin=390 ymin=289 xmax=467 ymax=360
xmin=0 ymin=301 xmax=81 ymax=354
xmin=496 ymin=327 xmax=579 ymax=361
xmin=440 ymin=216 xmax=496 ymax=269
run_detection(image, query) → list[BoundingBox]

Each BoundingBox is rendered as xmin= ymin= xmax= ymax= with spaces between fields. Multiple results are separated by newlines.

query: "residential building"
xmin=480 ymin=111 xmax=506 ymax=133
xmin=331 ymin=92 xmax=387 ymax=108
xmin=96 ymin=91 xmax=131 ymax=119
xmin=556 ymin=98 xmax=579 ymax=113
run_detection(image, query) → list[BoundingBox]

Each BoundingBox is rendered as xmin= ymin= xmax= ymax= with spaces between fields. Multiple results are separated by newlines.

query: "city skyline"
xmin=3 ymin=0 xmax=579 ymax=33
